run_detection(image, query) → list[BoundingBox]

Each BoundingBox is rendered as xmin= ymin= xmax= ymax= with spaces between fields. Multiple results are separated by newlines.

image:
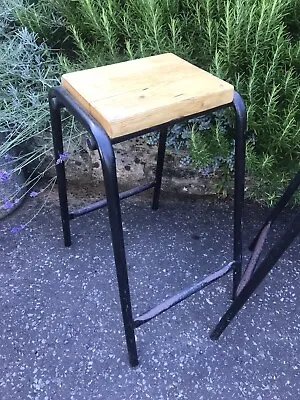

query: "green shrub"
xmin=0 ymin=0 xmax=79 ymax=214
xmin=188 ymin=0 xmax=300 ymax=203
xmin=10 ymin=0 xmax=300 ymax=204
xmin=286 ymin=0 xmax=300 ymax=40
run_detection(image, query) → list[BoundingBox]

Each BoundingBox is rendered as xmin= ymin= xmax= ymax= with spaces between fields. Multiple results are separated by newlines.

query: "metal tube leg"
xmin=249 ymin=170 xmax=300 ymax=251
xmin=232 ymin=91 xmax=247 ymax=298
xmin=96 ymin=133 xmax=138 ymax=367
xmin=49 ymin=94 xmax=71 ymax=247
xmin=152 ymin=127 xmax=168 ymax=210
xmin=210 ymin=211 xmax=300 ymax=340
xmin=237 ymin=170 xmax=300 ymax=295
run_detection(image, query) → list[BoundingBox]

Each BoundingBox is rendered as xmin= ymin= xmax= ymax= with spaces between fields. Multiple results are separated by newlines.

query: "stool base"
xmin=49 ymin=86 xmax=247 ymax=366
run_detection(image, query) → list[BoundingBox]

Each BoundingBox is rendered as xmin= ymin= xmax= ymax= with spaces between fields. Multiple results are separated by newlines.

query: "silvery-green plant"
xmin=0 ymin=1 xmax=79 ymax=231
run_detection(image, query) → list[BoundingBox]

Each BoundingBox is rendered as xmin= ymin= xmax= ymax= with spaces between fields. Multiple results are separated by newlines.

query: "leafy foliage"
xmin=7 ymin=0 xmax=300 ymax=203
xmin=0 ymin=1 xmax=79 ymax=210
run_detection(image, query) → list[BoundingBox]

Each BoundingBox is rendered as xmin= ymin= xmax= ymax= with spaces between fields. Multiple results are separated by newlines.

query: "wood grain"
xmin=62 ymin=53 xmax=234 ymax=138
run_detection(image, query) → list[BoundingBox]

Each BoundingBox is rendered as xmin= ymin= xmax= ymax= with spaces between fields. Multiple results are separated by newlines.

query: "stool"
xmin=49 ymin=53 xmax=247 ymax=366
xmin=210 ymin=170 xmax=300 ymax=340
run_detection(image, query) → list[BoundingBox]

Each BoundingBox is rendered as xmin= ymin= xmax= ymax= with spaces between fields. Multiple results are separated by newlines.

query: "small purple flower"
xmin=4 ymin=154 xmax=13 ymax=162
xmin=200 ymin=166 xmax=211 ymax=176
xmin=0 ymin=170 xmax=10 ymax=183
xmin=29 ymin=191 xmax=39 ymax=198
xmin=11 ymin=224 xmax=25 ymax=234
xmin=56 ymin=152 xmax=69 ymax=165
xmin=2 ymin=200 xmax=14 ymax=210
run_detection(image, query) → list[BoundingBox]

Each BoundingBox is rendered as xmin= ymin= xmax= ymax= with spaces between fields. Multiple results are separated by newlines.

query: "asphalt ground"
xmin=0 ymin=193 xmax=299 ymax=399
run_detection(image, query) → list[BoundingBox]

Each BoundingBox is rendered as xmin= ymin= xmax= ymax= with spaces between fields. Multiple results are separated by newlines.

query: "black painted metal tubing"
xmin=210 ymin=211 xmax=300 ymax=341
xmin=69 ymin=182 xmax=155 ymax=219
xmin=134 ymin=261 xmax=234 ymax=328
xmin=249 ymin=170 xmax=300 ymax=252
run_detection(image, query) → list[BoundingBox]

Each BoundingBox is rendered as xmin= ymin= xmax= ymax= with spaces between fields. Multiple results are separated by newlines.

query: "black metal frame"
xmin=210 ymin=170 xmax=300 ymax=340
xmin=49 ymin=86 xmax=247 ymax=366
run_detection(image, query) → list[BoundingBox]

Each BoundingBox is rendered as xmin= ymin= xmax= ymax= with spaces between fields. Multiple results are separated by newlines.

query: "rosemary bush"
xmin=188 ymin=0 xmax=300 ymax=203
xmin=10 ymin=0 xmax=300 ymax=203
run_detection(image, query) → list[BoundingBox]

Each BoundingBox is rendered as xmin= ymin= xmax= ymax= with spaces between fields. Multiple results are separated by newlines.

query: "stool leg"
xmin=152 ymin=127 xmax=168 ymax=210
xmin=49 ymin=95 xmax=71 ymax=247
xmin=249 ymin=170 xmax=300 ymax=252
xmin=232 ymin=91 xmax=247 ymax=298
xmin=95 ymin=130 xmax=138 ymax=367
xmin=210 ymin=211 xmax=300 ymax=340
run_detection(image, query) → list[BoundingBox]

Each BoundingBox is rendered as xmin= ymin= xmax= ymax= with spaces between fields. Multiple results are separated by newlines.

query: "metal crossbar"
xmin=134 ymin=261 xmax=234 ymax=327
xmin=69 ymin=182 xmax=155 ymax=219
xmin=49 ymin=86 xmax=247 ymax=366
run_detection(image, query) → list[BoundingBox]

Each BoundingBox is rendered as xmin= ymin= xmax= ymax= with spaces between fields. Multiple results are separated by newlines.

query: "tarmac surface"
xmin=0 ymin=193 xmax=299 ymax=399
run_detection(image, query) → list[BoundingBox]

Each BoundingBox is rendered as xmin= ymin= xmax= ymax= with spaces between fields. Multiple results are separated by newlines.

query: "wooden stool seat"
xmin=62 ymin=53 xmax=234 ymax=139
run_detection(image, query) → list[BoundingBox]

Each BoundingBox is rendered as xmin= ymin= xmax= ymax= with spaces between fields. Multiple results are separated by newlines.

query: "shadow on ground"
xmin=0 ymin=194 xmax=299 ymax=399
